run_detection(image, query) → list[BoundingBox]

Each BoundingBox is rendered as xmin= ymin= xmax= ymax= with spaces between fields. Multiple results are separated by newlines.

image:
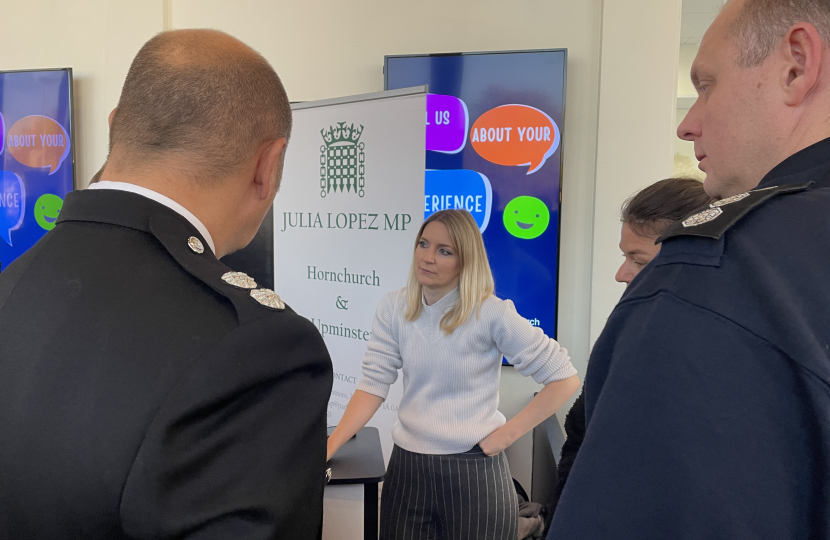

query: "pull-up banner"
xmin=274 ymin=87 xmax=427 ymax=461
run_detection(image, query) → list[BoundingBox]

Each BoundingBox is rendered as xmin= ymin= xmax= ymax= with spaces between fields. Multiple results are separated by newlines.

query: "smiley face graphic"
xmin=34 ymin=194 xmax=63 ymax=231
xmin=503 ymin=196 xmax=550 ymax=239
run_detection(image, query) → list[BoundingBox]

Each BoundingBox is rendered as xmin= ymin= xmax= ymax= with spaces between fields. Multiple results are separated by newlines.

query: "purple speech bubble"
xmin=0 ymin=170 xmax=25 ymax=246
xmin=426 ymin=94 xmax=468 ymax=154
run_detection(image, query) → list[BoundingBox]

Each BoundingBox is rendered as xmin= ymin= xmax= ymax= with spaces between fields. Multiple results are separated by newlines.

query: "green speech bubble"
xmin=503 ymin=196 xmax=550 ymax=239
xmin=34 ymin=194 xmax=63 ymax=231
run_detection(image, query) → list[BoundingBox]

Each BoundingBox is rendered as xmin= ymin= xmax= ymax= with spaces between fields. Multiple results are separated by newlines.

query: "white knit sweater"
xmin=356 ymin=287 xmax=577 ymax=454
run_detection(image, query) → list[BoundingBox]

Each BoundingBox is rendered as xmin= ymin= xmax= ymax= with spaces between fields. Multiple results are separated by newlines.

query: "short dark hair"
xmin=729 ymin=0 xmax=830 ymax=68
xmin=621 ymin=177 xmax=712 ymax=238
xmin=108 ymin=30 xmax=292 ymax=183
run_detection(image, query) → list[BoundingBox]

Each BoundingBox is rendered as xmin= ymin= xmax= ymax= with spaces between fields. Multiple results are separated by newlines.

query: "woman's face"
xmin=415 ymin=221 xmax=462 ymax=293
xmin=615 ymin=223 xmax=661 ymax=286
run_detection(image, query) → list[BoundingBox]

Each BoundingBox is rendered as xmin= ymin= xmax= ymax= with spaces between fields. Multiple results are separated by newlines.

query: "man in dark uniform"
xmin=0 ymin=30 xmax=333 ymax=539
xmin=549 ymin=0 xmax=830 ymax=538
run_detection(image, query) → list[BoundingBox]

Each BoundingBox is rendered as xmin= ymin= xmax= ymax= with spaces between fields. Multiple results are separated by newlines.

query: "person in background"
xmin=549 ymin=177 xmax=711 ymax=520
xmin=550 ymin=0 xmax=830 ymax=537
xmin=0 ymin=30 xmax=332 ymax=539
xmin=613 ymin=178 xmax=712 ymax=286
xmin=328 ymin=209 xmax=580 ymax=540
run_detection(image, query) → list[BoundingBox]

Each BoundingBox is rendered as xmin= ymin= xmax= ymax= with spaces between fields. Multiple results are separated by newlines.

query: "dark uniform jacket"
xmin=549 ymin=138 xmax=830 ymax=539
xmin=549 ymin=389 xmax=585 ymax=517
xmin=0 ymin=189 xmax=333 ymax=539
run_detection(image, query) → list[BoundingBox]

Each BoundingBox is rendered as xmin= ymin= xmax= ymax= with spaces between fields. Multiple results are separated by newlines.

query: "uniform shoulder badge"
xmin=221 ymin=271 xmax=257 ymax=289
xmin=219 ymin=271 xmax=285 ymax=311
xmin=657 ymin=181 xmax=813 ymax=243
xmin=250 ymin=288 xmax=285 ymax=310
xmin=187 ymin=236 xmax=205 ymax=254
xmin=710 ymin=192 xmax=750 ymax=207
xmin=149 ymin=214 xmax=281 ymax=324
xmin=682 ymin=207 xmax=722 ymax=228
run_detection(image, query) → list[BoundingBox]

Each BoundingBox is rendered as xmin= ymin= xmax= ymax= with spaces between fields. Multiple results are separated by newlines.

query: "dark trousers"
xmin=379 ymin=444 xmax=519 ymax=540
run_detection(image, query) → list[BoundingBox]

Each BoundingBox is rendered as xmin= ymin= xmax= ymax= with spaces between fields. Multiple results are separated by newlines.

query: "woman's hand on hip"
xmin=478 ymin=427 xmax=515 ymax=456
xmin=480 ymin=375 xmax=580 ymax=457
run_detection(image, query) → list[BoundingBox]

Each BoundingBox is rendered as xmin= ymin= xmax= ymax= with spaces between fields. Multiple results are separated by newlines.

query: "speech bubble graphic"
xmin=503 ymin=196 xmax=550 ymax=239
xmin=34 ymin=193 xmax=63 ymax=231
xmin=425 ymin=169 xmax=492 ymax=232
xmin=426 ymin=94 xmax=469 ymax=154
xmin=0 ymin=171 xmax=25 ymax=245
xmin=470 ymin=104 xmax=560 ymax=175
xmin=7 ymin=115 xmax=70 ymax=175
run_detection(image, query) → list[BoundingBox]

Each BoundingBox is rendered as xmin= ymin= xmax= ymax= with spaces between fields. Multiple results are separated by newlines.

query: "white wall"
xmin=0 ymin=1 xmax=163 ymax=188
xmin=589 ymin=0 xmax=683 ymax=345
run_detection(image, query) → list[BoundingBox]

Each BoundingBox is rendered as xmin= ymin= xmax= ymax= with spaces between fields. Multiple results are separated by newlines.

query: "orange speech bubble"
xmin=470 ymin=105 xmax=560 ymax=175
xmin=7 ymin=115 xmax=70 ymax=175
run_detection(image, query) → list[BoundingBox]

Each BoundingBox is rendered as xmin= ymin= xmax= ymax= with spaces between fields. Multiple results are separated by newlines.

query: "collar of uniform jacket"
xmin=88 ymin=181 xmax=215 ymax=254
xmin=756 ymin=135 xmax=830 ymax=190
xmin=55 ymin=188 xmax=283 ymax=322
xmin=56 ymin=188 xmax=212 ymax=256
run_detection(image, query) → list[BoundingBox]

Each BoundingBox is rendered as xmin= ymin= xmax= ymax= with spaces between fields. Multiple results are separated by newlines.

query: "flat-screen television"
xmin=385 ymin=50 xmax=566 ymax=350
xmin=0 ymin=68 xmax=75 ymax=270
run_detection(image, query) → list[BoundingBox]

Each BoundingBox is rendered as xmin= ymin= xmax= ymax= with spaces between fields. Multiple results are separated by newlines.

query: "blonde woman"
xmin=327 ymin=209 xmax=579 ymax=540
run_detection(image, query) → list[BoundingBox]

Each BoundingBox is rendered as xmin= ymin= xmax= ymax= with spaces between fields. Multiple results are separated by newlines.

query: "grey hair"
xmin=729 ymin=0 xmax=830 ymax=68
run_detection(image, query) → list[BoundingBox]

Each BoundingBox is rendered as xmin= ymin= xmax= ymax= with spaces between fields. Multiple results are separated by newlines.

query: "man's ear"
xmin=254 ymin=138 xmax=288 ymax=200
xmin=108 ymin=108 xmax=117 ymax=127
xmin=779 ymin=22 xmax=823 ymax=106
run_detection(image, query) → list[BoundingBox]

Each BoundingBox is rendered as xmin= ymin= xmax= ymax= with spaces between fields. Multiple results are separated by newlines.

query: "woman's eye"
xmin=439 ymin=249 xmax=452 ymax=256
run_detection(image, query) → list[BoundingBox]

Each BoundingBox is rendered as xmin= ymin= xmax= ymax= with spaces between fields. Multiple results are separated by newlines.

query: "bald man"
xmin=549 ymin=1 xmax=830 ymax=538
xmin=0 ymin=31 xmax=332 ymax=539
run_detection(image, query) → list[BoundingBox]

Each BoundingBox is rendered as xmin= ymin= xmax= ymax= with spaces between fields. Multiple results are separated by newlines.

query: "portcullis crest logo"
xmin=320 ymin=122 xmax=365 ymax=198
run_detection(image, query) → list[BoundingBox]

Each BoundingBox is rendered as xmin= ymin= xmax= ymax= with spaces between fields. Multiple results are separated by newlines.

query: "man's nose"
xmin=615 ymin=263 xmax=632 ymax=285
xmin=677 ymin=99 xmax=701 ymax=142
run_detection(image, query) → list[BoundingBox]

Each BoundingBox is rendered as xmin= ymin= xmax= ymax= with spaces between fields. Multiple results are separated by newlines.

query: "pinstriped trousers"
xmin=379 ymin=444 xmax=519 ymax=540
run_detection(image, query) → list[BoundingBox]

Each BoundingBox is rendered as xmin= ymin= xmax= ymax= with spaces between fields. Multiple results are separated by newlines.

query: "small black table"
xmin=326 ymin=426 xmax=386 ymax=540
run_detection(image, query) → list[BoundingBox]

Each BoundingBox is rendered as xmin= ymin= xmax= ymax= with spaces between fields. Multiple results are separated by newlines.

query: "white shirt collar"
xmin=88 ymin=181 xmax=216 ymax=255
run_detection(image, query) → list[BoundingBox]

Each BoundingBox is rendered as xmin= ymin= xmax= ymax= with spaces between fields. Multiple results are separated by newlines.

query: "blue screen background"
xmin=0 ymin=69 xmax=74 ymax=270
xmin=385 ymin=51 xmax=566 ymax=341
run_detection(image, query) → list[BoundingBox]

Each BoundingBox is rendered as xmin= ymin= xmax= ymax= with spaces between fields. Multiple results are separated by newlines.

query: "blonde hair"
xmin=405 ymin=209 xmax=495 ymax=334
